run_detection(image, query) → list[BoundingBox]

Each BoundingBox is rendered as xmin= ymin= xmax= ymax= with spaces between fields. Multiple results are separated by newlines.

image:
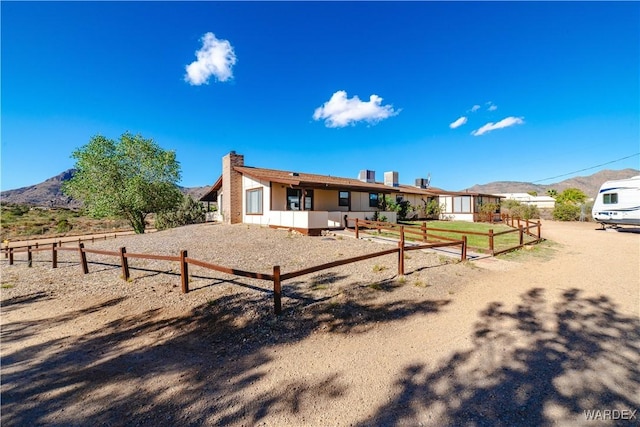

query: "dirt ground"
xmin=1 ymin=220 xmax=639 ymax=426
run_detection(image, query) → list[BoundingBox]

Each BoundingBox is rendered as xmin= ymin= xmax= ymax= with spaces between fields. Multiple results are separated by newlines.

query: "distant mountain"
xmin=0 ymin=169 xmax=81 ymax=208
xmin=465 ymin=168 xmax=640 ymax=198
xmin=0 ymin=169 xmax=212 ymax=208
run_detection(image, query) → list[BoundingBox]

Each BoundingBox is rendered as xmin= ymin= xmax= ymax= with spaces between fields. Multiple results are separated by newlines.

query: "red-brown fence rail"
xmin=2 ymin=233 xmax=466 ymax=315
xmin=348 ymin=215 xmax=542 ymax=256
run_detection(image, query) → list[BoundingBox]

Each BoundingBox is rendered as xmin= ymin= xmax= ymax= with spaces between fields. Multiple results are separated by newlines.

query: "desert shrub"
xmin=56 ymin=219 xmax=73 ymax=233
xmin=155 ymin=195 xmax=206 ymax=230
xmin=384 ymin=196 xmax=411 ymax=220
xmin=501 ymin=200 xmax=540 ymax=220
xmin=424 ymin=199 xmax=443 ymax=219
xmin=553 ymin=202 xmax=580 ymax=221
xmin=581 ymin=200 xmax=594 ymax=222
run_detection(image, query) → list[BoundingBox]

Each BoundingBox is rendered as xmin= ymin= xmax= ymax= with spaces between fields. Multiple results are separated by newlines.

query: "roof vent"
xmin=289 ymin=172 xmax=299 ymax=177
xmin=358 ymin=170 xmax=376 ymax=183
xmin=415 ymin=178 xmax=430 ymax=189
xmin=384 ymin=171 xmax=399 ymax=187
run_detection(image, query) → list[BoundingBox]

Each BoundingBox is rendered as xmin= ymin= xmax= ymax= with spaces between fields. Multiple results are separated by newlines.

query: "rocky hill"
xmin=465 ymin=168 xmax=639 ymax=198
xmin=0 ymin=170 xmax=80 ymax=208
xmin=0 ymin=169 xmax=211 ymax=208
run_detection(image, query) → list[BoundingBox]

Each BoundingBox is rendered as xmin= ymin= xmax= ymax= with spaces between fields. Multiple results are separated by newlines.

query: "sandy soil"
xmin=1 ymin=220 xmax=639 ymax=426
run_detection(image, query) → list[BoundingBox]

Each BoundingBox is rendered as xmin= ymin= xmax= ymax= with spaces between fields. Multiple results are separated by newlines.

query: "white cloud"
xmin=313 ymin=90 xmax=399 ymax=128
xmin=488 ymin=104 xmax=498 ymax=111
xmin=470 ymin=105 xmax=481 ymax=113
xmin=449 ymin=116 xmax=468 ymax=129
xmin=471 ymin=116 xmax=525 ymax=136
xmin=184 ymin=32 xmax=237 ymax=86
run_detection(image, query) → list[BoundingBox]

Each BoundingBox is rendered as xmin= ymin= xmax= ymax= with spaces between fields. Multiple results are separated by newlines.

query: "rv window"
xmin=603 ymin=193 xmax=618 ymax=204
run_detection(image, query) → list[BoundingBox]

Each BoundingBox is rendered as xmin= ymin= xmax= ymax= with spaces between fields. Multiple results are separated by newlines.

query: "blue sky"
xmin=2 ymin=1 xmax=639 ymax=193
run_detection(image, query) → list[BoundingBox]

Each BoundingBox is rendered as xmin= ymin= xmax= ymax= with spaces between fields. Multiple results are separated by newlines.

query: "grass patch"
xmin=372 ymin=264 xmax=387 ymax=273
xmin=497 ymin=240 xmax=558 ymax=262
xmin=361 ymin=220 xmax=541 ymax=252
xmin=1 ymin=283 xmax=15 ymax=289
xmin=368 ymin=282 xmax=384 ymax=290
xmin=413 ymin=279 xmax=429 ymax=287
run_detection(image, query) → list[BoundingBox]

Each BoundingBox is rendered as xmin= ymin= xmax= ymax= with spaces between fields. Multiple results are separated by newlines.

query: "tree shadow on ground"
xmin=1 ymin=279 xmax=449 ymax=426
xmin=356 ymin=288 xmax=640 ymax=426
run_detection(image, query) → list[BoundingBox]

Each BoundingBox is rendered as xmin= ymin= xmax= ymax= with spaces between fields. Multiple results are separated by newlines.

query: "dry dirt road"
xmin=1 ymin=220 xmax=639 ymax=426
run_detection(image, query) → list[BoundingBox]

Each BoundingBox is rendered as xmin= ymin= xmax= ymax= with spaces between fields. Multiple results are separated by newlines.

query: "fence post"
xmin=421 ymin=222 xmax=427 ymax=242
xmin=119 ymin=247 xmax=130 ymax=281
xmin=461 ymin=236 xmax=467 ymax=261
xmin=9 ymin=248 xmax=14 ymax=265
xmin=3 ymin=241 xmax=8 ymax=259
xmin=27 ymin=246 xmax=32 ymax=267
xmin=355 ymin=218 xmax=359 ymax=239
xmin=180 ymin=250 xmax=189 ymax=294
xmin=79 ymin=243 xmax=89 ymax=274
xmin=489 ymin=229 xmax=495 ymax=256
xmin=398 ymin=226 xmax=405 ymax=276
xmin=52 ymin=243 xmax=58 ymax=268
xmin=537 ymin=220 xmax=541 ymax=239
xmin=519 ymin=225 xmax=524 ymax=247
xmin=273 ymin=265 xmax=282 ymax=315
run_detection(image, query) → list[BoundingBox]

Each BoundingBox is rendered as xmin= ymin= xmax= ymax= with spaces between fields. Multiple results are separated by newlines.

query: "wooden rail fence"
xmin=2 ymin=233 xmax=467 ymax=315
xmin=350 ymin=214 xmax=542 ymax=256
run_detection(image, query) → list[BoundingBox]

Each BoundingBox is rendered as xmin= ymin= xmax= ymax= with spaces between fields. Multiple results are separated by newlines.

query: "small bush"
xmin=155 ymin=195 xmax=206 ymax=230
xmin=501 ymin=200 xmax=540 ymax=220
xmin=56 ymin=219 xmax=73 ymax=233
xmin=553 ymin=202 xmax=580 ymax=221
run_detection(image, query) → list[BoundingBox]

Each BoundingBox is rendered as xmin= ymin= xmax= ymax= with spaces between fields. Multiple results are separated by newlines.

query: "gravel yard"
xmin=1 ymin=221 xmax=639 ymax=426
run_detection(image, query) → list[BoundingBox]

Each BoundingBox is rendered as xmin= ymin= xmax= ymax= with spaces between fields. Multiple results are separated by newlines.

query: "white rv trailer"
xmin=591 ymin=175 xmax=640 ymax=227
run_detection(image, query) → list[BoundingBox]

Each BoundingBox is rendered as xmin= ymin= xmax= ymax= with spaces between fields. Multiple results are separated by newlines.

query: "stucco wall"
xmin=242 ymin=175 xmax=272 ymax=226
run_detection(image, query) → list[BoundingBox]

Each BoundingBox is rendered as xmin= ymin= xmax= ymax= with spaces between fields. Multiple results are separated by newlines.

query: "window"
xmin=339 ymin=191 xmax=350 ymax=207
xmin=246 ymin=188 xmax=263 ymax=214
xmin=369 ymin=193 xmax=379 ymax=208
xmin=453 ymin=196 xmax=472 ymax=213
xmin=603 ymin=193 xmax=618 ymax=204
xmin=287 ymin=188 xmax=313 ymax=210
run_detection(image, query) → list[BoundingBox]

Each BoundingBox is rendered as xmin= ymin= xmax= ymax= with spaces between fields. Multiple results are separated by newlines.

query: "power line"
xmin=531 ymin=152 xmax=640 ymax=184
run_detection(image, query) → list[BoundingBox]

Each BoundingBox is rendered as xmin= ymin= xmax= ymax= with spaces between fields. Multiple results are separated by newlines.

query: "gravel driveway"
xmin=1 ymin=221 xmax=638 ymax=426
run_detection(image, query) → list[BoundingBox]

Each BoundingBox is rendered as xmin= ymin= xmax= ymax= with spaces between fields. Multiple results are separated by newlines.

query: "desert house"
xmin=200 ymin=152 xmax=502 ymax=235
xmin=496 ymin=193 xmax=556 ymax=209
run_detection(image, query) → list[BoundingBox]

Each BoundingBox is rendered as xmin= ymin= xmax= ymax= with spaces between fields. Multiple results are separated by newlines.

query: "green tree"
xmin=555 ymin=188 xmax=587 ymax=205
xmin=63 ymin=132 xmax=182 ymax=233
xmin=553 ymin=188 xmax=588 ymax=222
xmin=546 ymin=189 xmax=558 ymax=198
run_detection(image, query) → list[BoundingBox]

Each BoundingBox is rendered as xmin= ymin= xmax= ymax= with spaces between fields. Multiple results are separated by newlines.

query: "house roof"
xmin=236 ymin=166 xmax=438 ymax=194
xmin=199 ymin=175 xmax=221 ymax=202
xmin=199 ymin=165 xmax=502 ymax=201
